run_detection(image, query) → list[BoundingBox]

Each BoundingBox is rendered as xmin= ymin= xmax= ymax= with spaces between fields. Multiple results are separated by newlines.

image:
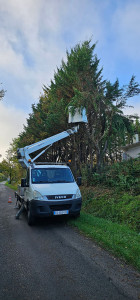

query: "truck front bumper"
xmin=29 ymin=198 xmax=82 ymax=218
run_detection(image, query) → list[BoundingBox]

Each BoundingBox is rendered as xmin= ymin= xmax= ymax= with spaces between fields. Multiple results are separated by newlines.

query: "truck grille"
xmin=47 ymin=194 xmax=73 ymax=200
xmin=50 ymin=204 xmax=71 ymax=211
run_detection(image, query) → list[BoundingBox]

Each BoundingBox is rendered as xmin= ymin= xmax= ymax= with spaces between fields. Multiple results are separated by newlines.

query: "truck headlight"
xmin=33 ymin=190 xmax=44 ymax=200
xmin=76 ymin=189 xmax=81 ymax=199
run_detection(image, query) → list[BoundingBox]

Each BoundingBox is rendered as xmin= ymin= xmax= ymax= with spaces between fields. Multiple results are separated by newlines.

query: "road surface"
xmin=0 ymin=183 xmax=139 ymax=300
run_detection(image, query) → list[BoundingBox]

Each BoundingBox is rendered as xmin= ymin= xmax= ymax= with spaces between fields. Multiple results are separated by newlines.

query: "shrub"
xmin=81 ymin=158 xmax=140 ymax=194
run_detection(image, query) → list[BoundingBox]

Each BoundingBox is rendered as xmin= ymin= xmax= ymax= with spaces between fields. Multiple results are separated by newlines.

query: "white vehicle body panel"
xmin=30 ymin=182 xmax=78 ymax=197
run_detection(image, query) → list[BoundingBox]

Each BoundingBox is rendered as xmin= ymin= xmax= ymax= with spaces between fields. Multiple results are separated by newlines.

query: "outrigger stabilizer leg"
xmin=15 ymin=199 xmax=25 ymax=219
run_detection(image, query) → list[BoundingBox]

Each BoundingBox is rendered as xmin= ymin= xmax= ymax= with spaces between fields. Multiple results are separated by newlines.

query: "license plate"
xmin=53 ymin=210 xmax=69 ymax=216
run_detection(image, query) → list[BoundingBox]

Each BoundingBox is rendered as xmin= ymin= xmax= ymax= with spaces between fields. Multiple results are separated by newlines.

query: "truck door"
xmin=24 ymin=168 xmax=31 ymax=203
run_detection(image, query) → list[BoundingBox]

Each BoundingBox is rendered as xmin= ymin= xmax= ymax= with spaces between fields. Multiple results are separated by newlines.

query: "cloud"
xmin=112 ymin=1 xmax=140 ymax=60
xmin=123 ymin=97 xmax=140 ymax=118
xmin=0 ymin=1 xmax=65 ymax=106
xmin=0 ymin=102 xmax=27 ymax=161
xmin=0 ymin=0 xmax=105 ymax=110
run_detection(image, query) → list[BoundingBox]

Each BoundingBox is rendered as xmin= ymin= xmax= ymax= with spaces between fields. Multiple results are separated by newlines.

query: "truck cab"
xmin=21 ymin=163 xmax=82 ymax=225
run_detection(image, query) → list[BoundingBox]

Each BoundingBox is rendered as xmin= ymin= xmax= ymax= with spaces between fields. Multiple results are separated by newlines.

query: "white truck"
xmin=15 ymin=109 xmax=87 ymax=225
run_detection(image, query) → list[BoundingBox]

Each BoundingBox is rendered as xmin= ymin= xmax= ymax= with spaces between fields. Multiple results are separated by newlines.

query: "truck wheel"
xmin=27 ymin=208 xmax=35 ymax=226
xmin=72 ymin=212 xmax=80 ymax=219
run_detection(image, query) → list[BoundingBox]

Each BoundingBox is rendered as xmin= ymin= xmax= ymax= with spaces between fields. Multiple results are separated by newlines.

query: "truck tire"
xmin=27 ymin=208 xmax=35 ymax=226
xmin=72 ymin=212 xmax=80 ymax=219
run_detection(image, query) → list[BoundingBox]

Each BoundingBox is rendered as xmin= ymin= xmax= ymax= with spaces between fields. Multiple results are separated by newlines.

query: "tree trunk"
xmin=96 ymin=150 xmax=104 ymax=173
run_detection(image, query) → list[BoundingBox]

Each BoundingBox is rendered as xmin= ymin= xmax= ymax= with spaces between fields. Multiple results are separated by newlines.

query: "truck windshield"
xmin=31 ymin=168 xmax=74 ymax=184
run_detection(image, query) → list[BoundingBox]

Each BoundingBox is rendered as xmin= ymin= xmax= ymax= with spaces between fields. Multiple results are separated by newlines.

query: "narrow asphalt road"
xmin=0 ymin=184 xmax=140 ymax=300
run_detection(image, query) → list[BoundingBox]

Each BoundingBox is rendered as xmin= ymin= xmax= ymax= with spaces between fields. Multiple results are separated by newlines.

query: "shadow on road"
xmin=20 ymin=209 xmax=69 ymax=228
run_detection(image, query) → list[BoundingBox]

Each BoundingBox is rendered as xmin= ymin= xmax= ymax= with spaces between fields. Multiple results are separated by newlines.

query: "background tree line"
xmin=1 ymin=40 xmax=140 ymax=182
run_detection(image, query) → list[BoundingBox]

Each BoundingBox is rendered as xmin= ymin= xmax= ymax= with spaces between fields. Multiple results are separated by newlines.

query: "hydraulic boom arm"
xmin=17 ymin=126 xmax=78 ymax=168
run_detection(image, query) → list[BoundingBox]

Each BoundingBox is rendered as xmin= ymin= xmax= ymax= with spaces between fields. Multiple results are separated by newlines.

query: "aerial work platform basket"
xmin=68 ymin=107 xmax=87 ymax=124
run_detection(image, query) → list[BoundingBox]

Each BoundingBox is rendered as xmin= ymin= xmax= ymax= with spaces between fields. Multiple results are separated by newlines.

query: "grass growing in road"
xmin=68 ymin=212 xmax=140 ymax=271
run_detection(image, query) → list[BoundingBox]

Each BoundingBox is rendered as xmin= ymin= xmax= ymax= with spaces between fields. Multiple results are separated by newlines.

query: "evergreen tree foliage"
xmin=16 ymin=40 xmax=140 ymax=173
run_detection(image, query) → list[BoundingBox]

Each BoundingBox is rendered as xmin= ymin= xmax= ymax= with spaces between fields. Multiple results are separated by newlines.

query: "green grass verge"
xmin=81 ymin=187 xmax=140 ymax=232
xmin=68 ymin=212 xmax=140 ymax=271
xmin=5 ymin=182 xmax=17 ymax=191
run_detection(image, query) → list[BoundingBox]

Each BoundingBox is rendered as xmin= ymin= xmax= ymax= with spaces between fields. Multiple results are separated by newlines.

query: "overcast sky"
xmin=0 ymin=0 xmax=140 ymax=161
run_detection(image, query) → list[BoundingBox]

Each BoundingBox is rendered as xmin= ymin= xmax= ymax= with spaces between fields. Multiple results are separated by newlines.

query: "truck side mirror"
xmin=21 ymin=178 xmax=26 ymax=187
xmin=77 ymin=177 xmax=82 ymax=186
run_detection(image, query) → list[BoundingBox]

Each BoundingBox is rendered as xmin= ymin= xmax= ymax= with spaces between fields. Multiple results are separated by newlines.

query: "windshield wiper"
xmin=34 ymin=180 xmax=49 ymax=183
xmin=53 ymin=180 xmax=72 ymax=183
